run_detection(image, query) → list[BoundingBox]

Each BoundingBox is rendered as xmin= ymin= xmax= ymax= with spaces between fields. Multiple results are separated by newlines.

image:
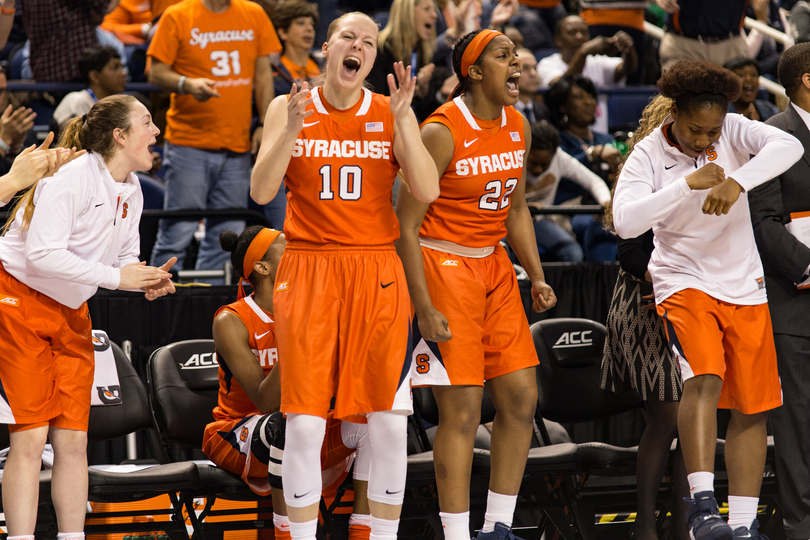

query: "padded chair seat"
xmin=88 ymin=462 xmax=199 ymax=502
xmin=406 ymin=449 xmax=491 ymax=482
xmin=575 ymin=442 xmax=638 ymax=475
xmin=525 ymin=442 xmax=579 ymax=473
xmin=195 ymin=463 xmax=265 ymax=498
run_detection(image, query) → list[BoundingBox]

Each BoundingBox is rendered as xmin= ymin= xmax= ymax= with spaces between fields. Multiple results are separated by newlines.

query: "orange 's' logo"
xmin=415 ymin=353 xmax=430 ymax=374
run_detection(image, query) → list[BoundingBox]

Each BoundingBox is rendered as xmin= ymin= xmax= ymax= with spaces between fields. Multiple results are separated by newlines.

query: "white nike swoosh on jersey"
xmin=254 ymin=331 xmax=270 ymax=340
xmin=302 ymin=121 xmax=320 ymax=127
xmin=464 ymin=138 xmax=478 ymax=148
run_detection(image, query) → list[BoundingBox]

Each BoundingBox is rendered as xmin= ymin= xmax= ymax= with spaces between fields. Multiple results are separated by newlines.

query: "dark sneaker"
xmin=685 ymin=491 xmax=733 ymax=540
xmin=732 ymin=519 xmax=769 ymax=539
xmin=475 ymin=522 xmax=525 ymax=540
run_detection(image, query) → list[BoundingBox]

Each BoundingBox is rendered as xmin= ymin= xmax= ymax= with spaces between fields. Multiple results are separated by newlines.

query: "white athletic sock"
xmin=273 ymin=513 xmax=291 ymax=533
xmin=9 ymin=535 xmax=35 ymax=540
xmin=289 ymin=518 xmax=317 ymax=540
xmin=687 ymin=471 xmax=715 ymax=498
xmin=728 ymin=495 xmax=758 ymax=531
xmin=349 ymin=513 xmax=372 ymax=528
xmin=370 ymin=515 xmax=399 ymax=540
xmin=56 ymin=534 xmax=84 ymax=540
xmin=440 ymin=511 xmax=470 ymax=540
xmin=481 ymin=490 xmax=517 ymax=533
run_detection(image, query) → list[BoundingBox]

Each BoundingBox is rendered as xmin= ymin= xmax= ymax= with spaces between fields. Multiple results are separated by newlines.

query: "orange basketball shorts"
xmin=0 ymin=265 xmax=94 ymax=431
xmin=657 ymin=288 xmax=782 ymax=414
xmin=274 ymin=242 xmax=413 ymax=422
xmin=203 ymin=411 xmax=354 ymax=497
xmin=411 ymin=244 xmax=538 ymax=386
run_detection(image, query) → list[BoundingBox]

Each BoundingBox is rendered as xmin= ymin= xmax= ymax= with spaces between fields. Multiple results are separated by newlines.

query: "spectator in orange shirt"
xmin=146 ymin=0 xmax=280 ymax=275
xmin=271 ymin=0 xmax=319 ymax=97
xmin=102 ymin=0 xmax=153 ymax=45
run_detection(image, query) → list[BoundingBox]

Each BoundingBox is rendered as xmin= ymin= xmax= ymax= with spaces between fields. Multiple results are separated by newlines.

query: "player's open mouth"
xmin=343 ymin=56 xmax=361 ymax=77
xmin=506 ymin=72 xmax=520 ymax=96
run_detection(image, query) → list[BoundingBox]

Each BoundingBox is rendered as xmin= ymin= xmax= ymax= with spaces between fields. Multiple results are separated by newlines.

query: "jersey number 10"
xmin=319 ymin=164 xmax=362 ymax=201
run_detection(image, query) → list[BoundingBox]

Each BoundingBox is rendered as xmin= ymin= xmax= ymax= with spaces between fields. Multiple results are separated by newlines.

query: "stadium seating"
xmin=606 ymin=89 xmax=657 ymax=133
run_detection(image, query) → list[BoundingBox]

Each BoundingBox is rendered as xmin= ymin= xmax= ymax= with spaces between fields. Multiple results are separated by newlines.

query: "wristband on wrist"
xmin=177 ymin=76 xmax=187 ymax=95
xmin=0 ymin=137 xmax=11 ymax=154
xmin=0 ymin=7 xmax=15 ymax=15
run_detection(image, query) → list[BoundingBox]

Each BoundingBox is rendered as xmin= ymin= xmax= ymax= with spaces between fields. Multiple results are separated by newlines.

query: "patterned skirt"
xmin=601 ymin=268 xmax=682 ymax=401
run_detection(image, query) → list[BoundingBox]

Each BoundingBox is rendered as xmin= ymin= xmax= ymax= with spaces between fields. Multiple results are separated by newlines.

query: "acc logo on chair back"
xmin=179 ymin=352 xmax=219 ymax=369
xmin=552 ymin=331 xmax=593 ymax=349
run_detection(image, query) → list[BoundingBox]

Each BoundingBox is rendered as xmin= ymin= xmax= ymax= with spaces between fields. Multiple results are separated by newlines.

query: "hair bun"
xmin=219 ymin=230 xmax=239 ymax=252
xmin=657 ymin=60 xmax=741 ymax=103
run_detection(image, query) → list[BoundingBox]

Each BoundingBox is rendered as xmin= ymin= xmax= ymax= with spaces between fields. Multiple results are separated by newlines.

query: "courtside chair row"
xmin=0 ymin=318 xmax=775 ymax=540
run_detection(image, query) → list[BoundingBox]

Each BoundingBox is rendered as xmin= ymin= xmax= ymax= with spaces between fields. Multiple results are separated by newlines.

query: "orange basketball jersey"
xmin=420 ymin=98 xmax=526 ymax=248
xmin=283 ymin=87 xmax=401 ymax=245
xmin=213 ymin=295 xmax=278 ymax=422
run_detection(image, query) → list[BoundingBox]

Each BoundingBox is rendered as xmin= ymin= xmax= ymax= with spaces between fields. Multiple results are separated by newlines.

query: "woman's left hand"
xmin=388 ymin=61 xmax=416 ymax=120
xmin=142 ymin=257 xmax=177 ymax=301
xmin=598 ymin=145 xmax=623 ymax=172
xmin=531 ymin=279 xmax=557 ymax=313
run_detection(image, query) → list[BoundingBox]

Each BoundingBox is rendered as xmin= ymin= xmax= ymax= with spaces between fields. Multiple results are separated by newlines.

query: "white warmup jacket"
xmin=613 ymin=113 xmax=802 ymax=305
xmin=0 ymin=152 xmax=143 ymax=309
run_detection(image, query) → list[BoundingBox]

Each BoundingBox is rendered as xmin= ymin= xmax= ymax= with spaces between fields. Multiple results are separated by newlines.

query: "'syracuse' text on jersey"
xmin=213 ymin=295 xmax=277 ymax=422
xmin=613 ymin=113 xmax=803 ymax=305
xmin=283 ymin=87 xmax=401 ymax=245
xmin=419 ymin=97 xmax=526 ymax=248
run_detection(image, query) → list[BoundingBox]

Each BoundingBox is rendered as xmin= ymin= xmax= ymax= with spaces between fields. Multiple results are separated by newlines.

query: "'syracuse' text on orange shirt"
xmin=147 ymin=0 xmax=281 ymax=152
xmin=420 ymin=97 xmax=526 ymax=248
xmin=283 ymin=87 xmax=402 ymax=246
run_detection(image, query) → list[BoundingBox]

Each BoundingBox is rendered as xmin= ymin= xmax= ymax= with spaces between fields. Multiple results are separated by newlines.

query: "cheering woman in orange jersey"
xmin=250 ymin=11 xmax=439 ymax=540
xmin=395 ymin=30 xmax=557 ymax=540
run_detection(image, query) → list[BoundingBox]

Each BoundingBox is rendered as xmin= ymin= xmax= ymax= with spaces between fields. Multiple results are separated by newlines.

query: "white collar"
xmin=311 ymin=87 xmax=372 ymax=116
xmin=453 ymin=96 xmax=507 ymax=130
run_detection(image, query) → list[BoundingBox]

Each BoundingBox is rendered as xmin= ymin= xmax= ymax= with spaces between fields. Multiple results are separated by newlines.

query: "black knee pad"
xmin=253 ymin=411 xmax=286 ymax=489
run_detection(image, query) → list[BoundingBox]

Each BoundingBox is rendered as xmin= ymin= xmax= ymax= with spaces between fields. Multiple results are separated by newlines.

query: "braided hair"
xmin=449 ymin=29 xmax=491 ymax=100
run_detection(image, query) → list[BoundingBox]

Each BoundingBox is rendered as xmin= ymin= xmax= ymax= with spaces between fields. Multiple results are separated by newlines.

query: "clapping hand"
xmin=388 ymin=62 xmax=416 ymax=120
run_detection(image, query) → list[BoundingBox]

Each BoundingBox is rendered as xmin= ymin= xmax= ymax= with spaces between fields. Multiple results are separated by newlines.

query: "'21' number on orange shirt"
xmin=211 ymin=51 xmax=241 ymax=77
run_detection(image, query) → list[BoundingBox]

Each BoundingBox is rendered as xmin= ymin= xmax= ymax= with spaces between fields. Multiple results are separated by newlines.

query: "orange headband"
xmin=238 ymin=228 xmax=281 ymax=299
xmin=460 ymin=29 xmax=504 ymax=77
